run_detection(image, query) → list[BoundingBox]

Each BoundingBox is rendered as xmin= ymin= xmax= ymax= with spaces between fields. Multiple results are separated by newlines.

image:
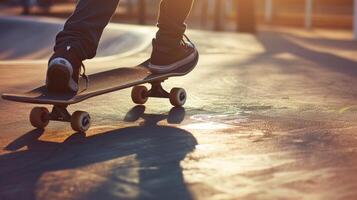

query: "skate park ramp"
xmin=0 ymin=16 xmax=153 ymax=61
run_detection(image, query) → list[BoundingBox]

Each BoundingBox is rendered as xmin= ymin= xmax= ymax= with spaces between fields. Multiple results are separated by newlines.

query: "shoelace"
xmin=65 ymin=45 xmax=89 ymax=93
xmin=182 ymin=34 xmax=195 ymax=48
xmin=80 ymin=62 xmax=89 ymax=92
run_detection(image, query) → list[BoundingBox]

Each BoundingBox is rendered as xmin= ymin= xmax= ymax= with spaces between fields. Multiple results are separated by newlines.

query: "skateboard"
xmin=1 ymin=57 xmax=198 ymax=132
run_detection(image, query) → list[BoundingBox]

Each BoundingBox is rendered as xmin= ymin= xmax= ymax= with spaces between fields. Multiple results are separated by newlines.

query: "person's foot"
xmin=148 ymin=35 xmax=198 ymax=74
xmin=46 ymin=46 xmax=82 ymax=93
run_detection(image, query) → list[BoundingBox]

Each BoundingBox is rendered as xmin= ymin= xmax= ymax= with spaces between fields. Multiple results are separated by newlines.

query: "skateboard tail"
xmin=2 ymin=93 xmax=33 ymax=103
xmin=1 ymin=93 xmax=74 ymax=105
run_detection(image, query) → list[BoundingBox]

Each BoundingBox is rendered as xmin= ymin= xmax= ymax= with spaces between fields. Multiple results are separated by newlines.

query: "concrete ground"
xmin=1 ymin=15 xmax=357 ymax=200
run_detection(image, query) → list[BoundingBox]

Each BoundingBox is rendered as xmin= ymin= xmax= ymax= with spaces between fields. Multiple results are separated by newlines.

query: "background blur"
xmin=2 ymin=1 xmax=357 ymax=200
xmin=0 ymin=0 xmax=355 ymax=32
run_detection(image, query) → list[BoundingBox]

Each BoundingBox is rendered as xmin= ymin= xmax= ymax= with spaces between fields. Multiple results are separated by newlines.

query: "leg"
xmin=149 ymin=0 xmax=198 ymax=73
xmin=54 ymin=0 xmax=120 ymax=60
xmin=156 ymin=0 xmax=194 ymax=49
xmin=47 ymin=0 xmax=119 ymax=93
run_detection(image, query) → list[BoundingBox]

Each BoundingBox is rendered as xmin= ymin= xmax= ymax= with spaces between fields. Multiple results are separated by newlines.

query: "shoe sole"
xmin=148 ymin=49 xmax=198 ymax=74
xmin=47 ymin=64 xmax=71 ymax=93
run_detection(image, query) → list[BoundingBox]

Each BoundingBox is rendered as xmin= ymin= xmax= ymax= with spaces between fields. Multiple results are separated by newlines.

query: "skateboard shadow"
xmin=0 ymin=106 xmax=196 ymax=200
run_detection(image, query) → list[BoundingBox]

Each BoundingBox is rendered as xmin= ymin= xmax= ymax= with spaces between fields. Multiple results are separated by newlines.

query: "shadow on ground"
xmin=0 ymin=106 xmax=197 ymax=200
xmin=240 ymin=31 xmax=357 ymax=78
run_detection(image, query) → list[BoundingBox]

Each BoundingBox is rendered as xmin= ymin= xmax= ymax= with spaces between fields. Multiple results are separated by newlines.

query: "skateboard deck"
xmin=2 ymin=58 xmax=198 ymax=105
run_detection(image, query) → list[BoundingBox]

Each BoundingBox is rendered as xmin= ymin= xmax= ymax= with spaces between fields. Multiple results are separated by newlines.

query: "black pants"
xmin=54 ymin=0 xmax=194 ymax=60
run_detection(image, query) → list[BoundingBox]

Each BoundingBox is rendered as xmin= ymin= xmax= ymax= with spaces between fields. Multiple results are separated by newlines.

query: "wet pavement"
xmin=1 ymin=16 xmax=357 ymax=200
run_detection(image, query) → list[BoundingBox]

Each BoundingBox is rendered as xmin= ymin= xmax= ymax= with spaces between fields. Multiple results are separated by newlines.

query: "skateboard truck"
xmin=147 ymin=79 xmax=170 ymax=98
xmin=131 ymin=79 xmax=187 ymax=107
xmin=29 ymin=105 xmax=91 ymax=133
xmin=50 ymin=105 xmax=72 ymax=122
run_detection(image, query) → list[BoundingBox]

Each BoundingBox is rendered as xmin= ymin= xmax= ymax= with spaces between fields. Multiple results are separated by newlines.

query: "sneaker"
xmin=46 ymin=46 xmax=83 ymax=93
xmin=148 ymin=35 xmax=198 ymax=74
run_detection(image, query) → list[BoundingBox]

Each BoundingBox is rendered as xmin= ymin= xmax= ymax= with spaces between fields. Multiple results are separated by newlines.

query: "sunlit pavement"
xmin=1 ymin=16 xmax=357 ymax=200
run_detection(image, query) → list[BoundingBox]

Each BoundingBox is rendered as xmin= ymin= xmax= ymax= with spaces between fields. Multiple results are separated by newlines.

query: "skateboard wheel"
xmin=71 ymin=111 xmax=91 ymax=132
xmin=131 ymin=86 xmax=148 ymax=105
xmin=169 ymin=88 xmax=187 ymax=107
xmin=29 ymin=107 xmax=50 ymax=129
